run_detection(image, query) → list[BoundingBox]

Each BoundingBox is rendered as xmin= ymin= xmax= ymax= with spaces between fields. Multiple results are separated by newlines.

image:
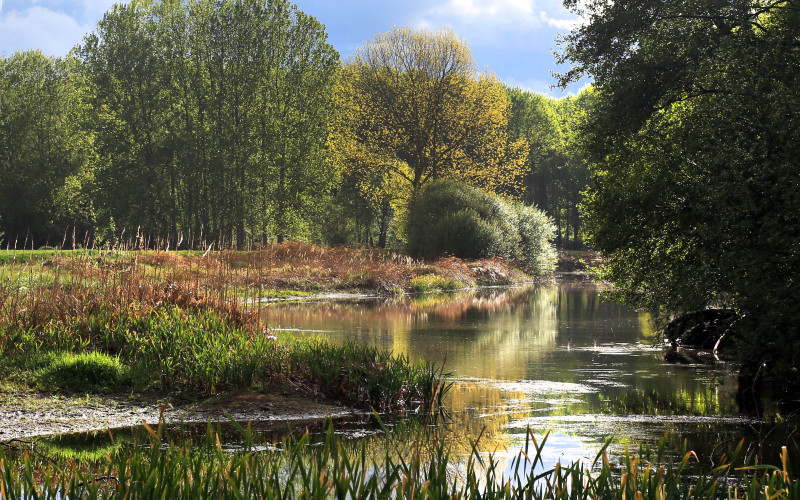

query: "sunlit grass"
xmin=409 ymin=274 xmax=465 ymax=293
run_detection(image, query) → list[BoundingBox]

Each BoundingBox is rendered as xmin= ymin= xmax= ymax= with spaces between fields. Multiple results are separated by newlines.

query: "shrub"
xmin=509 ymin=203 xmax=557 ymax=275
xmin=406 ymin=180 xmax=556 ymax=274
xmin=406 ymin=180 xmax=513 ymax=259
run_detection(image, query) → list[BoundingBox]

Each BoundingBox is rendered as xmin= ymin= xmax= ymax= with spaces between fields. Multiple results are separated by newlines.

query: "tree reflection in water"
xmin=260 ymin=283 xmax=798 ymax=468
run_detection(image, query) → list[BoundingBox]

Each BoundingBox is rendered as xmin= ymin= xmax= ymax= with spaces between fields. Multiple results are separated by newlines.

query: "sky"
xmin=0 ymin=0 xmax=589 ymax=96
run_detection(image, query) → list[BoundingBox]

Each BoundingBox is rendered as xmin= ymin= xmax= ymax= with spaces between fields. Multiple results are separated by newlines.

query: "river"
xmin=28 ymin=281 xmax=798 ymax=471
xmin=260 ymin=281 xmax=796 ymax=469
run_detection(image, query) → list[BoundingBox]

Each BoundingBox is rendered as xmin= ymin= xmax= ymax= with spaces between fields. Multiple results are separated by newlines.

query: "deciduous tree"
xmin=559 ymin=0 xmax=800 ymax=387
xmin=328 ymin=27 xmax=528 ymax=219
xmin=0 ymin=51 xmax=96 ymax=247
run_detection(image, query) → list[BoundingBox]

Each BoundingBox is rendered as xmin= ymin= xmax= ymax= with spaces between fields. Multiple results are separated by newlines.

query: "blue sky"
xmin=0 ymin=0 xmax=588 ymax=96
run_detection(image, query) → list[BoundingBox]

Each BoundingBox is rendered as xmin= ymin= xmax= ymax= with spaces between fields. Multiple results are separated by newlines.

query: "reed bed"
xmin=0 ymin=419 xmax=796 ymax=499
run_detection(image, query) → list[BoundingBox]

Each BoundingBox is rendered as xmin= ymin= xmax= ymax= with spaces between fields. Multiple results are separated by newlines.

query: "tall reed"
xmin=0 ymin=420 xmax=796 ymax=499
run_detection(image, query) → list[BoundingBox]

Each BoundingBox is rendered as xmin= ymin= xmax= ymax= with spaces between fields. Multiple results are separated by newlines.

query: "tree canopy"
xmin=79 ymin=0 xmax=338 ymax=246
xmin=506 ymin=86 xmax=594 ymax=244
xmin=560 ymin=0 xmax=800 ymax=385
xmin=0 ymin=7 xmax=561 ymax=263
xmin=0 ymin=51 xmax=96 ymax=247
xmin=328 ymin=27 xmax=528 ymax=212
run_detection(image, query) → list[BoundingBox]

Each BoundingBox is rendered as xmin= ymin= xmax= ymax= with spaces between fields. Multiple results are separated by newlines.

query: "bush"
xmin=509 ymin=203 xmax=557 ymax=275
xmin=406 ymin=180 xmax=556 ymax=274
xmin=407 ymin=180 xmax=510 ymax=259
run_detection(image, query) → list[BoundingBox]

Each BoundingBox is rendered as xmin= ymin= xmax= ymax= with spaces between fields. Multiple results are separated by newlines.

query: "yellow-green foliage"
xmin=328 ymin=26 xmax=529 ymax=219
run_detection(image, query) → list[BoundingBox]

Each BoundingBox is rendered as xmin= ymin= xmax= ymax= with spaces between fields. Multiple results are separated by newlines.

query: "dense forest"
xmin=0 ymin=0 xmax=591 ymax=251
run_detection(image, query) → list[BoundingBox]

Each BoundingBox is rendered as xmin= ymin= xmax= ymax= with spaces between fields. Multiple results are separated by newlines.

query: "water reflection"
xmin=15 ymin=283 xmax=798 ymax=476
xmin=260 ymin=283 xmax=798 ymax=464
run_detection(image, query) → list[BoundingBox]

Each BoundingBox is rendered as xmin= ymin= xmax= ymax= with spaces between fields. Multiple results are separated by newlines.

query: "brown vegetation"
xmin=0 ymin=242 xmax=533 ymax=352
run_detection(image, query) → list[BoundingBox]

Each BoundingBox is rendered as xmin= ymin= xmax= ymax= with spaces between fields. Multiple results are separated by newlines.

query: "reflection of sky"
xmin=497 ymin=432 xmax=592 ymax=491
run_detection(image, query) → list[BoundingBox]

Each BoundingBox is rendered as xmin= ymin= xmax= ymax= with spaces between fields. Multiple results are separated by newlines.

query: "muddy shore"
xmin=0 ymin=388 xmax=357 ymax=442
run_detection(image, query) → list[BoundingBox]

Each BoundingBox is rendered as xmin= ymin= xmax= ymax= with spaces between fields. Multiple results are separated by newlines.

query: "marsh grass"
xmin=0 ymin=418 xmax=796 ymax=499
xmin=0 ymin=245 xmax=451 ymax=409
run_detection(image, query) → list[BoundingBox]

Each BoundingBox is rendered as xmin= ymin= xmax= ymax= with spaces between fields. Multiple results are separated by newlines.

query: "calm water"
xmin=261 ymin=282 xmax=795 ymax=468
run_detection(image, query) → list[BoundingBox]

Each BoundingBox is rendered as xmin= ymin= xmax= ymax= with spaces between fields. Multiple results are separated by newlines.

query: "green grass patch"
xmin=37 ymin=351 xmax=130 ymax=392
xmin=5 ymin=306 xmax=446 ymax=411
xmin=0 ymin=249 xmax=116 ymax=266
xmin=409 ymin=274 xmax=464 ymax=293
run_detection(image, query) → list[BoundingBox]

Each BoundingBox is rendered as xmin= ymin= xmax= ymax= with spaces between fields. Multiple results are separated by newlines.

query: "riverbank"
xmin=0 ymin=244 xmax=541 ymax=440
xmin=0 ymin=244 xmax=599 ymax=440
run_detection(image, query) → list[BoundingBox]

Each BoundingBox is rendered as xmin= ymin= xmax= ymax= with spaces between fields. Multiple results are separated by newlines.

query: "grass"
xmin=37 ymin=351 xmax=130 ymax=392
xmin=409 ymin=274 xmax=465 ymax=293
xmin=0 ymin=418 xmax=796 ymax=499
xmin=0 ymin=306 xmax=448 ymax=411
xmin=0 ymin=243 xmax=531 ymax=404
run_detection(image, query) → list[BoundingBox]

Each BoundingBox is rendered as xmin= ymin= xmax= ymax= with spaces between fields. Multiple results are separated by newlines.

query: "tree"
xmin=80 ymin=0 xmax=337 ymax=247
xmin=328 ymin=27 xmax=528 ymax=241
xmin=505 ymin=86 xmax=594 ymax=245
xmin=559 ymin=0 xmax=800 ymax=387
xmin=0 ymin=51 xmax=96 ymax=247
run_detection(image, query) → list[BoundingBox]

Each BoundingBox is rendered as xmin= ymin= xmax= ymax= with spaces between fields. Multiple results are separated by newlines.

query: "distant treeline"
xmin=0 ymin=0 xmax=592 ymax=250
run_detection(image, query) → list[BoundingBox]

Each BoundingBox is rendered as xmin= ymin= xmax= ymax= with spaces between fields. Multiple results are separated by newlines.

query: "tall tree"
xmin=328 ymin=27 xmax=528 ymax=212
xmin=80 ymin=0 xmax=337 ymax=247
xmin=81 ymin=3 xmax=173 ymax=237
xmin=559 ymin=0 xmax=800 ymax=386
xmin=506 ymin=86 xmax=594 ymax=244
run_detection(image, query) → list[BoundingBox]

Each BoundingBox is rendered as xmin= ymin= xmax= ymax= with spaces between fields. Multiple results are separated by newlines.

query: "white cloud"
xmin=0 ymin=6 xmax=91 ymax=56
xmin=80 ymin=0 xmax=117 ymax=20
xmin=547 ymin=16 xmax=581 ymax=30
xmin=429 ymin=0 xmax=540 ymax=26
xmin=416 ymin=0 xmax=580 ymax=46
xmin=502 ymin=75 xmax=559 ymax=96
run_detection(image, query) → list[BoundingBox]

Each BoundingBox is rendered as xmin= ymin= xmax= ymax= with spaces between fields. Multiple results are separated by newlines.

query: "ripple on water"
xmin=456 ymin=377 xmax=595 ymax=395
xmin=562 ymin=343 xmax=663 ymax=355
xmin=508 ymin=414 xmax=758 ymax=427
